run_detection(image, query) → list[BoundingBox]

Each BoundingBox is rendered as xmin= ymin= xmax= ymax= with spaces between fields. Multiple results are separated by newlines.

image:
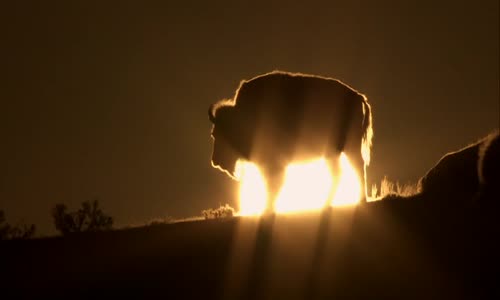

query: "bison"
xmin=418 ymin=130 xmax=499 ymax=206
xmin=208 ymin=71 xmax=373 ymax=212
xmin=477 ymin=130 xmax=499 ymax=206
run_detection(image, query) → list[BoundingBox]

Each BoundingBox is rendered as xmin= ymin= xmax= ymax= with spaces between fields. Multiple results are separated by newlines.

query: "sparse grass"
xmin=371 ymin=176 xmax=421 ymax=200
xmin=0 ymin=210 xmax=36 ymax=240
xmin=201 ymin=204 xmax=235 ymax=220
xmin=121 ymin=215 xmax=207 ymax=230
xmin=147 ymin=216 xmax=174 ymax=226
xmin=173 ymin=216 xmax=206 ymax=223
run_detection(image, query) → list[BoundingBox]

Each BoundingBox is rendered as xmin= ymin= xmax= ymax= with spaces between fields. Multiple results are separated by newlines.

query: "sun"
xmin=274 ymin=158 xmax=333 ymax=214
xmin=236 ymin=153 xmax=362 ymax=216
xmin=234 ymin=160 xmax=268 ymax=216
xmin=331 ymin=153 xmax=362 ymax=206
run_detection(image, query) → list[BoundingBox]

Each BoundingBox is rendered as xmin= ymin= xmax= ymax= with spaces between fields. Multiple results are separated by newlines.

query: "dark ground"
xmin=0 ymin=193 xmax=496 ymax=300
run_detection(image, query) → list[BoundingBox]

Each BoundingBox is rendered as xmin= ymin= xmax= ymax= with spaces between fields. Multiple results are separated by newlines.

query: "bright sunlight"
xmin=236 ymin=153 xmax=362 ymax=216
xmin=234 ymin=160 xmax=268 ymax=216
xmin=331 ymin=153 xmax=362 ymax=206
xmin=274 ymin=158 xmax=333 ymax=214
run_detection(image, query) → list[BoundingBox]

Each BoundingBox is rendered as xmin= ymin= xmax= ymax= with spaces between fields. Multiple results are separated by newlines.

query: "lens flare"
xmin=236 ymin=153 xmax=362 ymax=216
xmin=235 ymin=160 xmax=267 ymax=216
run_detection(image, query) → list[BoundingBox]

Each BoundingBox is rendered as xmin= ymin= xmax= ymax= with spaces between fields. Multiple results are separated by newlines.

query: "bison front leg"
xmin=351 ymin=154 xmax=367 ymax=204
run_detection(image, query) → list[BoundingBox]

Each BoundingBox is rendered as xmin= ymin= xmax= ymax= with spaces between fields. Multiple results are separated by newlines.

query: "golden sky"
xmin=0 ymin=0 xmax=498 ymax=234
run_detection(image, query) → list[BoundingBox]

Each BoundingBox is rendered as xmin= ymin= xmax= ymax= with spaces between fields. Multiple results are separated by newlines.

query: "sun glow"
xmin=274 ymin=158 xmax=333 ymax=214
xmin=234 ymin=160 xmax=268 ymax=216
xmin=331 ymin=153 xmax=362 ymax=206
xmin=236 ymin=153 xmax=362 ymax=216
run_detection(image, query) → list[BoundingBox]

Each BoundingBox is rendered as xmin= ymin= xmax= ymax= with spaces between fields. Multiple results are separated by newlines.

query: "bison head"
xmin=208 ymin=101 xmax=248 ymax=179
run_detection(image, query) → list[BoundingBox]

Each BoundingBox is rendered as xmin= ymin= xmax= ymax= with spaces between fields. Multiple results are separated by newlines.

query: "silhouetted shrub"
xmin=0 ymin=210 xmax=10 ymax=239
xmin=8 ymin=223 xmax=36 ymax=239
xmin=0 ymin=210 xmax=36 ymax=240
xmin=202 ymin=204 xmax=235 ymax=220
xmin=52 ymin=199 xmax=113 ymax=235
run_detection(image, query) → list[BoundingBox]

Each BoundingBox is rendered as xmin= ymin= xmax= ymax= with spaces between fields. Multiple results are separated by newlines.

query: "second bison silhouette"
xmin=208 ymin=71 xmax=373 ymax=211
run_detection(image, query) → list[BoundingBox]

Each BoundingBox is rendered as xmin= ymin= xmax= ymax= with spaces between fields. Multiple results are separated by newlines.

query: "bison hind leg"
xmin=343 ymin=143 xmax=368 ymax=204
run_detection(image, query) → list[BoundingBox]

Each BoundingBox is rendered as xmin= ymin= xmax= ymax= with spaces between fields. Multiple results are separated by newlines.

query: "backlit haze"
xmin=0 ymin=1 xmax=497 ymax=234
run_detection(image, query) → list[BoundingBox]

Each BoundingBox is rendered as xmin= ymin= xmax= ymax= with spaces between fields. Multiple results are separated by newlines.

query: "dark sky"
xmin=1 ymin=1 xmax=498 ymax=235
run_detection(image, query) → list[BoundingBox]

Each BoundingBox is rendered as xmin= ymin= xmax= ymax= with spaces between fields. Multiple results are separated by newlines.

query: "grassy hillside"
xmin=0 ymin=193 xmax=494 ymax=299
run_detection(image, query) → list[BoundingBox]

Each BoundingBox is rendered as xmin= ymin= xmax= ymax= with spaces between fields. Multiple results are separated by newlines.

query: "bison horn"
xmin=208 ymin=104 xmax=216 ymax=123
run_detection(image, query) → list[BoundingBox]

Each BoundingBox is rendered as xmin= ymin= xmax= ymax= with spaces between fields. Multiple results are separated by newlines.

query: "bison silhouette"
xmin=477 ymin=130 xmax=499 ymax=205
xmin=208 ymin=71 xmax=373 ymax=211
xmin=418 ymin=130 xmax=499 ymax=206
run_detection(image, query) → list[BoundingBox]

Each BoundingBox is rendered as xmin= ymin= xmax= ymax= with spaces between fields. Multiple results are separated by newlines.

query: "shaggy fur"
xmin=208 ymin=71 xmax=373 ymax=208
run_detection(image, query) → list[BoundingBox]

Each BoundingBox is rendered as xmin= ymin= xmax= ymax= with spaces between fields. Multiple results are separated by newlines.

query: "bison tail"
xmin=361 ymin=99 xmax=373 ymax=166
